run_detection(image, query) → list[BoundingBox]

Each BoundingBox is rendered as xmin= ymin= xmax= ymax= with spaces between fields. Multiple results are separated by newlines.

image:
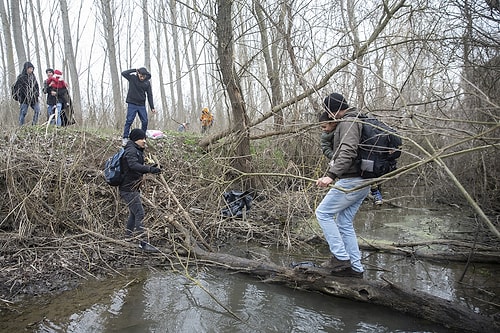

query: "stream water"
xmin=1 ymin=197 xmax=498 ymax=333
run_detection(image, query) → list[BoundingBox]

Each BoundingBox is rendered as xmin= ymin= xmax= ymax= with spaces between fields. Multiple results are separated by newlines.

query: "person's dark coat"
xmin=42 ymin=80 xmax=57 ymax=106
xmin=59 ymin=88 xmax=76 ymax=126
xmin=121 ymin=68 xmax=155 ymax=109
xmin=12 ymin=62 xmax=39 ymax=105
xmin=119 ymin=140 xmax=154 ymax=192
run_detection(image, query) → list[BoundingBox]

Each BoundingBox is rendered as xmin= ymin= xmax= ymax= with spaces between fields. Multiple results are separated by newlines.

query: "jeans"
xmin=315 ymin=177 xmax=369 ymax=272
xmin=47 ymin=104 xmax=55 ymax=124
xmin=55 ymin=102 xmax=63 ymax=126
xmin=120 ymin=190 xmax=145 ymax=236
xmin=19 ymin=103 xmax=41 ymax=125
xmin=48 ymin=103 xmax=63 ymax=126
xmin=123 ymin=103 xmax=148 ymax=138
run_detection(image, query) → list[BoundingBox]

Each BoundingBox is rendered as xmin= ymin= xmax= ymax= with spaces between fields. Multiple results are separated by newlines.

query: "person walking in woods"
xmin=320 ymin=112 xmax=384 ymax=205
xmin=43 ymin=68 xmax=57 ymax=124
xmin=121 ymin=67 xmax=156 ymax=146
xmin=119 ymin=129 xmax=161 ymax=238
xmin=177 ymin=122 xmax=189 ymax=132
xmin=46 ymin=69 xmax=71 ymax=127
xmin=315 ymin=93 xmax=370 ymax=278
xmin=200 ymin=107 xmax=214 ymax=134
xmin=12 ymin=61 xmax=41 ymax=126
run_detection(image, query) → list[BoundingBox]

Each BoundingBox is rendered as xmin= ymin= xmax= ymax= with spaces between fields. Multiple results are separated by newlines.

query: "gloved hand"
xmin=150 ymin=166 xmax=161 ymax=174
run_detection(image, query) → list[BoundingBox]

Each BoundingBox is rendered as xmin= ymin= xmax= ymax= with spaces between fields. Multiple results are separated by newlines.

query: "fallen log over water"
xmin=193 ymin=246 xmax=499 ymax=333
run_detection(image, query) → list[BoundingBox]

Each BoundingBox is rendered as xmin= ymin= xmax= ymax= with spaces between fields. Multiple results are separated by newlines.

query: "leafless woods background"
xmin=0 ymin=0 xmax=498 ymax=222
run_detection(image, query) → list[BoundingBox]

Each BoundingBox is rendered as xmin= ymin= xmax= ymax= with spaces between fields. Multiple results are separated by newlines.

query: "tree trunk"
xmin=254 ymin=1 xmax=284 ymax=130
xmin=59 ymin=0 xmax=82 ymax=124
xmin=283 ymin=3 xmax=322 ymax=115
xmin=161 ymin=2 xmax=176 ymax=122
xmin=0 ymin=0 xmax=16 ymax=85
xmin=216 ymin=0 xmax=253 ymax=187
xmin=182 ymin=15 xmax=195 ymax=121
xmin=142 ymin=0 xmax=151 ymax=71
xmin=170 ymin=0 xmax=184 ymax=115
xmin=11 ymin=0 xmax=27 ymax=67
xmin=192 ymin=246 xmax=498 ymax=333
xmin=34 ymin=0 xmax=50 ymax=67
xmin=187 ymin=8 xmax=201 ymax=119
xmin=27 ymin=1 xmax=39 ymax=81
xmin=154 ymin=21 xmax=168 ymax=124
xmin=344 ymin=0 xmax=365 ymax=108
xmin=99 ymin=0 xmax=122 ymax=127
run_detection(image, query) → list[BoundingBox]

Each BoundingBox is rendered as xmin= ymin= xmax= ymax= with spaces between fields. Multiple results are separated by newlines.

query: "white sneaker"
xmin=122 ymin=138 xmax=128 ymax=146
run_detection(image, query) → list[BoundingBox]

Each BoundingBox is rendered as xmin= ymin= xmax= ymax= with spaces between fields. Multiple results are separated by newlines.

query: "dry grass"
xmin=0 ymin=124 xmax=497 ymax=303
xmin=0 ymin=126 xmax=323 ymax=301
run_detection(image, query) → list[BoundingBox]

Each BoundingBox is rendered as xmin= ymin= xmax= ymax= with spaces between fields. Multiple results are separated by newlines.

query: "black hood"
xmin=22 ymin=61 xmax=35 ymax=75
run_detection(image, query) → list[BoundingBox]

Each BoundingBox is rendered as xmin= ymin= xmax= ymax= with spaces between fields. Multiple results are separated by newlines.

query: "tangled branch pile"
xmin=0 ymin=125 xmax=498 ymax=306
xmin=0 ymin=127 xmax=323 ymax=301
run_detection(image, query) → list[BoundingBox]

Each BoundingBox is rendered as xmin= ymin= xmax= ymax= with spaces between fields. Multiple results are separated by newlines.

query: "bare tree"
xmin=254 ymin=0 xmax=285 ymax=129
xmin=10 ymin=0 xmax=26 ymax=67
xmin=161 ymin=2 xmax=176 ymax=121
xmin=343 ymin=0 xmax=365 ymax=108
xmin=98 ymin=0 xmax=122 ymax=126
xmin=170 ymin=0 xmax=185 ymax=115
xmin=181 ymin=10 xmax=196 ymax=119
xmin=152 ymin=8 xmax=169 ymax=125
xmin=216 ymin=0 xmax=252 ymax=185
xmin=187 ymin=3 xmax=202 ymax=118
xmin=59 ymin=0 xmax=82 ymax=123
xmin=27 ymin=0 xmax=43 ymax=82
xmin=142 ymin=0 xmax=151 ymax=71
xmin=0 ymin=0 xmax=16 ymax=84
xmin=33 ymin=0 xmax=53 ymax=70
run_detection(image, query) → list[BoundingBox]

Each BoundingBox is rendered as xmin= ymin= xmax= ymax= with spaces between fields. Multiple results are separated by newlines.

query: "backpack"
xmin=221 ymin=190 xmax=253 ymax=218
xmin=104 ymin=148 xmax=125 ymax=186
xmin=354 ymin=114 xmax=402 ymax=178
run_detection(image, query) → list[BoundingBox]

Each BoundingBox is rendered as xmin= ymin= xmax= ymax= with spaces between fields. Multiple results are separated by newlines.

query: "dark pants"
xmin=120 ymin=190 xmax=145 ymax=236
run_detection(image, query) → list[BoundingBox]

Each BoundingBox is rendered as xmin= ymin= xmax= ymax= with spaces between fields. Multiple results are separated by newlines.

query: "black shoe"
xmin=330 ymin=267 xmax=364 ymax=279
xmin=139 ymin=240 xmax=159 ymax=252
xmin=320 ymin=256 xmax=351 ymax=272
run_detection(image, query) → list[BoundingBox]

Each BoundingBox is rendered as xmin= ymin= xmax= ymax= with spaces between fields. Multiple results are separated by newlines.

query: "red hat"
xmin=54 ymin=69 xmax=63 ymax=76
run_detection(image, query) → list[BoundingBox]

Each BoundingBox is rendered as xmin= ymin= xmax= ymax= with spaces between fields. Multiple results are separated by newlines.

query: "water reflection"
xmin=2 ymin=204 xmax=496 ymax=333
xmin=15 ymin=268 xmax=457 ymax=333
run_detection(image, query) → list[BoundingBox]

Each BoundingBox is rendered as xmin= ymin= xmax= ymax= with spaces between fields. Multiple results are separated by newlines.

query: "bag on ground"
xmin=104 ymin=148 xmax=125 ymax=186
xmin=221 ymin=190 xmax=253 ymax=218
xmin=356 ymin=115 xmax=402 ymax=178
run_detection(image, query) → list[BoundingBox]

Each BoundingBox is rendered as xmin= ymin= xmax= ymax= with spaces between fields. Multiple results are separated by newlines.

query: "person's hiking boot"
xmin=330 ymin=267 xmax=364 ymax=279
xmin=320 ymin=256 xmax=351 ymax=272
xmin=139 ymin=240 xmax=159 ymax=252
xmin=371 ymin=189 xmax=383 ymax=205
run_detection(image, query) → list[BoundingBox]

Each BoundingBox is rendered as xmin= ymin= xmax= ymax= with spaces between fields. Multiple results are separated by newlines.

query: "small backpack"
xmin=104 ymin=148 xmax=125 ymax=186
xmin=355 ymin=114 xmax=402 ymax=178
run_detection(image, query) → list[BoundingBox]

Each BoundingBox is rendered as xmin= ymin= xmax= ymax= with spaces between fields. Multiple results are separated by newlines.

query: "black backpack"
xmin=354 ymin=114 xmax=402 ymax=178
xmin=104 ymin=148 xmax=125 ymax=186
